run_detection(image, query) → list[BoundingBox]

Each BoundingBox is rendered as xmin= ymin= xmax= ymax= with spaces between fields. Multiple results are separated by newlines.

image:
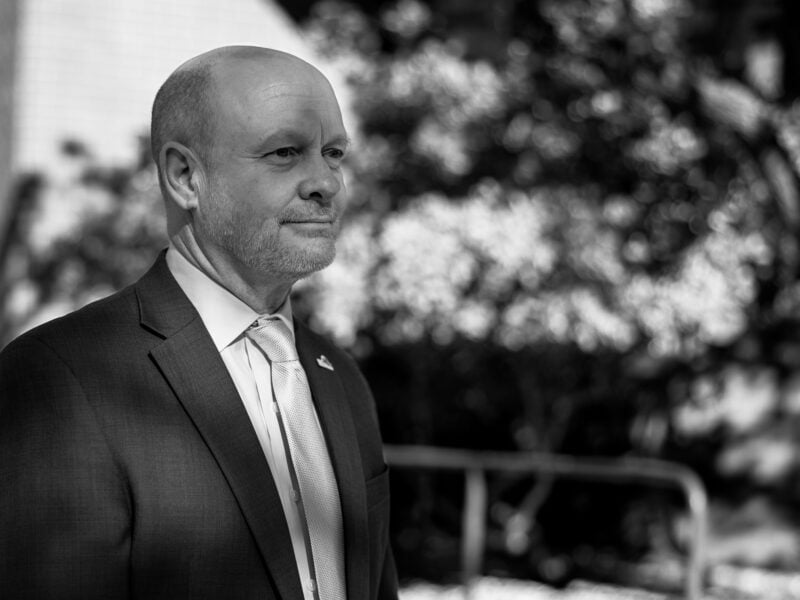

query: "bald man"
xmin=0 ymin=47 xmax=398 ymax=600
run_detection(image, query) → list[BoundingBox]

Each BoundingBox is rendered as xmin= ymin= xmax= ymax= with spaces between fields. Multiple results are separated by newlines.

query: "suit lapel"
xmin=136 ymin=254 xmax=304 ymax=600
xmin=295 ymin=323 xmax=370 ymax=600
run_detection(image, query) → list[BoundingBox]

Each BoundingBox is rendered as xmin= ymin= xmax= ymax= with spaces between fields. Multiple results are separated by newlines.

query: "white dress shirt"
xmin=166 ymin=246 xmax=325 ymax=599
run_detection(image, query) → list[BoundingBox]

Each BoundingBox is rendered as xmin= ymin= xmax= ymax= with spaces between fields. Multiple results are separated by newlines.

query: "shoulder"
xmin=295 ymin=320 xmax=371 ymax=393
xmin=295 ymin=318 xmax=384 ymax=429
xmin=0 ymin=276 xmax=162 ymax=446
xmin=1 ymin=250 xmax=178 ymax=363
xmin=2 ymin=284 xmax=140 ymax=364
xmin=0 ymin=281 xmax=156 ymax=405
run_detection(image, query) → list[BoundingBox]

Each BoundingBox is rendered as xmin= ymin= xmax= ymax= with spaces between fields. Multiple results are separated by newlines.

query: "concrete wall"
xmin=13 ymin=0 xmax=347 ymax=172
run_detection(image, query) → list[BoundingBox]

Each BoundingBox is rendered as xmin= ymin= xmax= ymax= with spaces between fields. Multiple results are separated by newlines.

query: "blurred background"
xmin=3 ymin=0 xmax=800 ymax=598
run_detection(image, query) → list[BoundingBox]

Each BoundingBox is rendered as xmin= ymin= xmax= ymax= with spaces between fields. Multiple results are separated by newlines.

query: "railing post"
xmin=385 ymin=445 xmax=709 ymax=599
xmin=461 ymin=468 xmax=487 ymax=592
xmin=682 ymin=469 xmax=709 ymax=600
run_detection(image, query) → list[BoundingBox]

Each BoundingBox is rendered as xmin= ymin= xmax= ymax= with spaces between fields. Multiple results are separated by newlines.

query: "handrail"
xmin=384 ymin=445 xmax=708 ymax=600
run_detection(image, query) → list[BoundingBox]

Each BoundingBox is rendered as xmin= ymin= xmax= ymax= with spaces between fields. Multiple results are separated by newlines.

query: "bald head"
xmin=152 ymin=46 xmax=349 ymax=307
xmin=150 ymin=46 xmax=333 ymax=169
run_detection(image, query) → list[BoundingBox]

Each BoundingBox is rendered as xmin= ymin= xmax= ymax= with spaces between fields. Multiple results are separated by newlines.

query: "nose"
xmin=298 ymin=156 xmax=342 ymax=202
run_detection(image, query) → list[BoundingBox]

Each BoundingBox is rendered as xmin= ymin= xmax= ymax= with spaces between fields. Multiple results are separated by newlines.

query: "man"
xmin=0 ymin=46 xmax=397 ymax=599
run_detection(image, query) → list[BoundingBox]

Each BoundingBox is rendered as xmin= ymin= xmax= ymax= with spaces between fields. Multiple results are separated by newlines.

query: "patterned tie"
xmin=247 ymin=317 xmax=346 ymax=600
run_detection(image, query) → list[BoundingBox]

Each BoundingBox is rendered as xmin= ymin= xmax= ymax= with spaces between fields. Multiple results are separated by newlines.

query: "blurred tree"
xmin=278 ymin=0 xmax=800 ymax=586
xmin=3 ymin=0 xmax=800 ymax=589
xmin=0 ymin=137 xmax=166 ymax=344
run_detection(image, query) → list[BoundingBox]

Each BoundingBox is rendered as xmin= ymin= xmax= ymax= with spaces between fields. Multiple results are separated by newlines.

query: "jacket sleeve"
xmin=0 ymin=335 xmax=131 ymax=599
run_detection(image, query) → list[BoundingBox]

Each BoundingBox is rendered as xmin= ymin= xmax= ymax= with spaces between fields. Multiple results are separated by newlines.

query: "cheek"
xmin=244 ymin=175 xmax=295 ymax=212
xmin=196 ymin=192 xmax=226 ymax=229
xmin=216 ymin=181 xmax=275 ymax=222
xmin=208 ymin=167 xmax=302 ymax=226
xmin=333 ymin=176 xmax=348 ymax=207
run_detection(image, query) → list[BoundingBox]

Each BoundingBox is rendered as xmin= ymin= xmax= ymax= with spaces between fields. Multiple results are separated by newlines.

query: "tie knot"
xmin=247 ymin=317 xmax=298 ymax=363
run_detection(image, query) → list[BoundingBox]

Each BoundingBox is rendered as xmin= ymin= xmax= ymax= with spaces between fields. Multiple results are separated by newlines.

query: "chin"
xmin=295 ymin=249 xmax=337 ymax=276
xmin=254 ymin=244 xmax=337 ymax=280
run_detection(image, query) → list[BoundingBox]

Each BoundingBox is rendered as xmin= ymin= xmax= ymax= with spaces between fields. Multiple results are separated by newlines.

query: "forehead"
xmin=211 ymin=62 xmax=345 ymax=140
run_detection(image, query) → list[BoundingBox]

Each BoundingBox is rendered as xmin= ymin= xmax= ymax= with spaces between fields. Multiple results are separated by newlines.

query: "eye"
xmin=323 ymin=147 xmax=347 ymax=167
xmin=265 ymin=147 xmax=300 ymax=163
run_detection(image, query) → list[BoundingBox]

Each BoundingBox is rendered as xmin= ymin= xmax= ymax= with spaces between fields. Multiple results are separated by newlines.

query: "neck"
xmin=170 ymin=233 xmax=292 ymax=314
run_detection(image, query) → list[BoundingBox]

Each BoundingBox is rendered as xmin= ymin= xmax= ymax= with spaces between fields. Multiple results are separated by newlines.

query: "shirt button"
xmin=307 ymin=579 xmax=317 ymax=593
xmin=291 ymin=489 xmax=301 ymax=503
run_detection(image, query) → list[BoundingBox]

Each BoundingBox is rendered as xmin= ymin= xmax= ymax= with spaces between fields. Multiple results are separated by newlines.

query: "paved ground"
xmin=401 ymin=578 xmax=677 ymax=600
xmin=399 ymin=567 xmax=800 ymax=600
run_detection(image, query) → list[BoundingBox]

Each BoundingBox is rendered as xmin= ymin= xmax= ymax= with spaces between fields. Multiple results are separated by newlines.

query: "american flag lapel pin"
xmin=316 ymin=355 xmax=334 ymax=371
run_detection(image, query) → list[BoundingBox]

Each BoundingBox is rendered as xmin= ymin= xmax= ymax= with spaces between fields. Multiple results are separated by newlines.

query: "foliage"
xmin=0 ymin=138 xmax=166 ymax=343
xmin=284 ymin=0 xmax=800 ymax=585
xmin=3 ymin=0 xmax=800 ymax=589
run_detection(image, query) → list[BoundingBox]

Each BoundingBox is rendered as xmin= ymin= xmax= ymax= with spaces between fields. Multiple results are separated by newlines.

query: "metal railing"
xmin=385 ymin=445 xmax=709 ymax=600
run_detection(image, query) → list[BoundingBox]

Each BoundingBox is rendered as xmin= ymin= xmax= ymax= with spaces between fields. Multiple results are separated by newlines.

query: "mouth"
xmin=280 ymin=213 xmax=337 ymax=226
xmin=280 ymin=216 xmax=339 ymax=237
xmin=283 ymin=218 xmax=334 ymax=224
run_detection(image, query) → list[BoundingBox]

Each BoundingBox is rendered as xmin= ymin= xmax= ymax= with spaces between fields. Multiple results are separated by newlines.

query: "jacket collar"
xmin=136 ymin=252 xmax=305 ymax=599
xmin=296 ymin=321 xmax=370 ymax=600
xmin=135 ymin=252 xmax=371 ymax=600
xmin=136 ymin=250 xmax=197 ymax=339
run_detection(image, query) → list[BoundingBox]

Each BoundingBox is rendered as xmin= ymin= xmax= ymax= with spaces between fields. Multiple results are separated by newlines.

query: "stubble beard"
xmin=243 ymin=226 xmax=339 ymax=281
xmin=202 ymin=202 xmax=340 ymax=283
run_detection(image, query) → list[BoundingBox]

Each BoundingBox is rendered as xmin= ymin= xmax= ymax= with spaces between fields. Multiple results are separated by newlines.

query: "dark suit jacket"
xmin=0 ymin=253 xmax=398 ymax=599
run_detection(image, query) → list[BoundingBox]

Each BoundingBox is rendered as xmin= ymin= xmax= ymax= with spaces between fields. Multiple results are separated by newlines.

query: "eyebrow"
xmin=326 ymin=134 xmax=352 ymax=149
xmin=250 ymin=129 xmax=351 ymax=153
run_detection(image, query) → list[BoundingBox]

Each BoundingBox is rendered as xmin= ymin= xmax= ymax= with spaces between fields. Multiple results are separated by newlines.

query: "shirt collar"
xmin=166 ymin=245 xmax=294 ymax=352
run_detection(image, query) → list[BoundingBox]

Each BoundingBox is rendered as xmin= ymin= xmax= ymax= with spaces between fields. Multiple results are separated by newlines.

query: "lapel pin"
xmin=316 ymin=355 xmax=334 ymax=371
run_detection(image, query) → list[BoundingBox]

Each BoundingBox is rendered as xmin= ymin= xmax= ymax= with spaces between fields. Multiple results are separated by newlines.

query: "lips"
xmin=285 ymin=218 xmax=333 ymax=224
xmin=280 ymin=214 xmax=336 ymax=225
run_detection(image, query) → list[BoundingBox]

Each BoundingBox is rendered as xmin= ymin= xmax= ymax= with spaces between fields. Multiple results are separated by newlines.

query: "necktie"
xmin=247 ymin=317 xmax=346 ymax=600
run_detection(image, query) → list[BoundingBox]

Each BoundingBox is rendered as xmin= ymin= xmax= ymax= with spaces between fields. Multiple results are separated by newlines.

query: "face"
xmin=193 ymin=59 xmax=349 ymax=284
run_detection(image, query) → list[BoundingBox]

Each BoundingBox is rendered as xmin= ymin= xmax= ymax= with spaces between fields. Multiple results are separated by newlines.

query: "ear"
xmin=159 ymin=141 xmax=205 ymax=211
